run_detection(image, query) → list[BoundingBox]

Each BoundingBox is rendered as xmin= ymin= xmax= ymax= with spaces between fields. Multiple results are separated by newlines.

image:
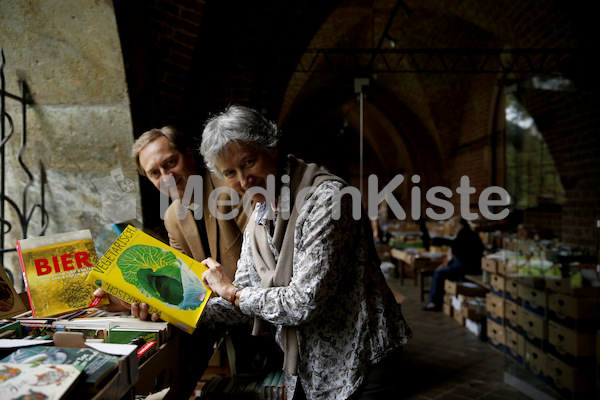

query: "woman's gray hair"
xmin=200 ymin=105 xmax=280 ymax=177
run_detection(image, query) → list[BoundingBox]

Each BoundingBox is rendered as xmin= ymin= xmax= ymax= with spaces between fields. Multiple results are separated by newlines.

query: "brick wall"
xmin=522 ymin=83 xmax=600 ymax=253
xmin=116 ymin=1 xmax=599 ymax=257
xmin=140 ymin=0 xmax=206 ymax=122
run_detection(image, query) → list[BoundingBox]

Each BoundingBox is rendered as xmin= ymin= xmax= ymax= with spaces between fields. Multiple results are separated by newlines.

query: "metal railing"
xmin=0 ymin=48 xmax=48 ymax=282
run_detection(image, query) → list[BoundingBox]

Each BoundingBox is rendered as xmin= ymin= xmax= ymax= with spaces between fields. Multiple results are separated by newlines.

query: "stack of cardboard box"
xmin=443 ymin=280 xmax=488 ymax=336
xmin=482 ymin=253 xmax=600 ymax=399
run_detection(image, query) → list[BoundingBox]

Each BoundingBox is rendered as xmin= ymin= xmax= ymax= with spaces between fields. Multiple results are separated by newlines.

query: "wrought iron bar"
xmin=0 ymin=48 xmax=48 ymax=282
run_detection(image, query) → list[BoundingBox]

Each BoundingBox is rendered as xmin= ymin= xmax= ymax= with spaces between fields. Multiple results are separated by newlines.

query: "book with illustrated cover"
xmin=86 ymin=225 xmax=212 ymax=334
xmin=16 ymin=230 xmax=108 ymax=318
xmin=0 ymin=361 xmax=82 ymax=400
xmin=0 ymin=263 xmax=28 ymax=319
xmin=1 ymin=345 xmax=120 ymax=389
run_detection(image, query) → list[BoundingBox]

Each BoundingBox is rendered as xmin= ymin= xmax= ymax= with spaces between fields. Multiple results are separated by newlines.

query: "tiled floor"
xmin=386 ymin=276 xmax=558 ymax=400
xmin=194 ymin=275 xmax=564 ymax=400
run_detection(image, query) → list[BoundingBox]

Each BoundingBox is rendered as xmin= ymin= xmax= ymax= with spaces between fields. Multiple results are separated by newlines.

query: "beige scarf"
xmin=247 ymin=155 xmax=344 ymax=375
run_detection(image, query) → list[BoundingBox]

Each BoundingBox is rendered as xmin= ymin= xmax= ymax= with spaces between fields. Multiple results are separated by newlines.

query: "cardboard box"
xmin=518 ymin=283 xmax=547 ymax=317
xmin=547 ymin=353 xmax=595 ymax=398
xmin=524 ymin=342 xmax=546 ymax=379
xmin=483 ymin=257 xmax=507 ymax=276
xmin=489 ymin=274 xmax=505 ymax=296
xmin=505 ymin=277 xmax=521 ymax=304
xmin=486 ymin=292 xmax=505 ymax=324
xmin=444 ymin=279 xmax=457 ymax=295
xmin=442 ymin=303 xmax=452 ymax=317
xmin=453 ymin=308 xmax=465 ymax=326
xmin=461 ymin=299 xmax=486 ymax=322
xmin=547 ymin=291 xmax=600 ymax=331
xmin=545 ymin=276 xmax=600 ymax=297
xmin=444 ymin=280 xmax=488 ymax=298
xmin=517 ymin=275 xmax=546 ymax=290
xmin=518 ymin=307 xmax=547 ymax=347
xmin=505 ymin=326 xmax=524 ymax=365
xmin=548 ymin=320 xmax=596 ymax=367
xmin=504 ymin=300 xmax=520 ymax=332
xmin=487 ymin=318 xmax=505 ymax=346
xmin=497 ymin=260 xmax=507 ymax=276
xmin=481 ymin=257 xmax=498 ymax=274
xmin=443 ymin=293 xmax=453 ymax=306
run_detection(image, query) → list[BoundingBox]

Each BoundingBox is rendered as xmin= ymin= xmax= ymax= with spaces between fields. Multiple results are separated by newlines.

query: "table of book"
xmin=0 ymin=311 xmax=193 ymax=400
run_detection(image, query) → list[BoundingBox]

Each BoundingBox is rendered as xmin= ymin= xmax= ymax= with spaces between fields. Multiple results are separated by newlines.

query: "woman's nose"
xmin=239 ymin=170 xmax=252 ymax=188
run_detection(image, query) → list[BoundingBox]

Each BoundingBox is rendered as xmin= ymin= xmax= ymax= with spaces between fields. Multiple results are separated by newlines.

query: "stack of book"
xmin=0 ymin=225 xmax=215 ymax=397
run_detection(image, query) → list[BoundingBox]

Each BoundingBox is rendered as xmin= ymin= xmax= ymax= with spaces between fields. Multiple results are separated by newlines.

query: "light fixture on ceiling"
xmin=385 ymin=33 xmax=397 ymax=48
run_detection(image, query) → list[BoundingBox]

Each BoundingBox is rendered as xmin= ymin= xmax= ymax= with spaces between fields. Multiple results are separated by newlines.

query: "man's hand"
xmin=94 ymin=288 xmax=160 ymax=321
xmin=94 ymin=288 xmax=131 ymax=312
xmin=131 ymin=301 xmax=161 ymax=322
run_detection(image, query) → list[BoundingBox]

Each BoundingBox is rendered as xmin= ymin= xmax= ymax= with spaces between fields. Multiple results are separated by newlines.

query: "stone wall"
xmin=0 ymin=0 xmax=141 ymax=291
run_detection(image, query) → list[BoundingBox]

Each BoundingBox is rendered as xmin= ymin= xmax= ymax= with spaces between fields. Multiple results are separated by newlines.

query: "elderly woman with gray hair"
xmin=198 ymin=105 xmax=411 ymax=400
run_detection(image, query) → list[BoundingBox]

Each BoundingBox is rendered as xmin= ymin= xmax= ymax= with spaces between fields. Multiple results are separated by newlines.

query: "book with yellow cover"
xmin=16 ymin=230 xmax=108 ymax=318
xmin=86 ymin=225 xmax=212 ymax=334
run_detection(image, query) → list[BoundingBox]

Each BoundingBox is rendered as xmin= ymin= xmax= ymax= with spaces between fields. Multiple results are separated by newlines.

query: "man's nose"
xmin=160 ymin=169 xmax=174 ymax=184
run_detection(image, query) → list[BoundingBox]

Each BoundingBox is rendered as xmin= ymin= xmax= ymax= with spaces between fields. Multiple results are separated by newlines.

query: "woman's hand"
xmin=201 ymin=257 xmax=238 ymax=303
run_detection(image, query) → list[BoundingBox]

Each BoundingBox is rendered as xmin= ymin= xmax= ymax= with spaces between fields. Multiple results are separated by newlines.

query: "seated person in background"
xmin=417 ymin=217 xmax=431 ymax=251
xmin=98 ymin=126 xmax=251 ymax=400
xmin=196 ymin=105 xmax=412 ymax=400
xmin=423 ymin=217 xmax=484 ymax=311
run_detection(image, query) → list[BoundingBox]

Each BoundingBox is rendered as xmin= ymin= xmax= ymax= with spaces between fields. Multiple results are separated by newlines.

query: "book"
xmin=0 ymin=263 xmax=28 ymax=319
xmin=51 ymin=319 xmax=113 ymax=342
xmin=107 ymin=327 xmax=163 ymax=345
xmin=16 ymin=230 xmax=108 ymax=318
xmin=53 ymin=316 xmax=172 ymax=345
xmin=0 ymin=321 xmax=22 ymax=339
xmin=1 ymin=345 xmax=120 ymax=389
xmin=86 ymin=225 xmax=212 ymax=334
xmin=135 ymin=339 xmax=158 ymax=364
xmin=0 ymin=361 xmax=82 ymax=400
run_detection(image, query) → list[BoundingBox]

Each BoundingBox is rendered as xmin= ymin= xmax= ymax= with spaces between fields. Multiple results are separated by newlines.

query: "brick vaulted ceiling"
xmin=114 ymin=0 xmax=593 ymax=225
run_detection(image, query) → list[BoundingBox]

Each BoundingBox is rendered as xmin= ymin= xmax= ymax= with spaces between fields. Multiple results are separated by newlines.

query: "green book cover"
xmin=108 ymin=328 xmax=161 ymax=345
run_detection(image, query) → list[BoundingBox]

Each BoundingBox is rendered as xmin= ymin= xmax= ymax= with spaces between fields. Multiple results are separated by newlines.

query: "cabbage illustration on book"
xmin=86 ymin=225 xmax=212 ymax=334
xmin=118 ymin=244 xmax=207 ymax=309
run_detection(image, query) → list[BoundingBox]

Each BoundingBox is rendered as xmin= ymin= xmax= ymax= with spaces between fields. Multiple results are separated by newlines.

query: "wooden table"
xmin=391 ymin=248 xmax=444 ymax=302
xmin=390 ymin=248 xmax=441 ymax=285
